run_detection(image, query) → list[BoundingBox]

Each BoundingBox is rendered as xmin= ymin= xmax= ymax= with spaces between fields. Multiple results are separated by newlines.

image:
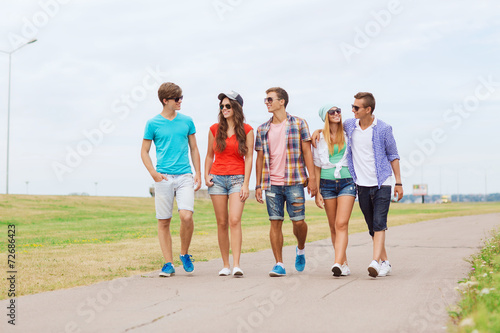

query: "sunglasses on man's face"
xmin=168 ymin=96 xmax=183 ymax=103
xmin=220 ymin=104 xmax=232 ymax=110
xmin=328 ymin=108 xmax=341 ymax=115
xmin=351 ymin=104 xmax=364 ymax=111
xmin=264 ymin=97 xmax=281 ymax=104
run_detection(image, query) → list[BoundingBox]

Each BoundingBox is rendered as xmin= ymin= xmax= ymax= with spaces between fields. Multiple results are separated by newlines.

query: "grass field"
xmin=1 ymin=194 xmax=500 ymax=299
xmin=448 ymin=230 xmax=500 ymax=332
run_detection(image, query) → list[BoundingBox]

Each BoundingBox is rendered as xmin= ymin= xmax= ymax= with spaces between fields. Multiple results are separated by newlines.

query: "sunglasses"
xmin=264 ymin=97 xmax=282 ymax=104
xmin=168 ymin=96 xmax=183 ymax=102
xmin=219 ymin=104 xmax=232 ymax=110
xmin=351 ymin=104 xmax=364 ymax=111
xmin=328 ymin=108 xmax=341 ymax=115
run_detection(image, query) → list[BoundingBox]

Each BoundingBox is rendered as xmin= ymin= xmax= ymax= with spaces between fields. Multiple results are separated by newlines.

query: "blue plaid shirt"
xmin=344 ymin=117 xmax=400 ymax=188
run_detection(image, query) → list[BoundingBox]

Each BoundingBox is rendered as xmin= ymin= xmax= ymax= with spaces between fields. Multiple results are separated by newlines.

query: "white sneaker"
xmin=219 ymin=267 xmax=231 ymax=276
xmin=232 ymin=267 xmax=244 ymax=277
xmin=368 ymin=260 xmax=380 ymax=277
xmin=341 ymin=263 xmax=351 ymax=276
xmin=331 ymin=263 xmax=342 ymax=277
xmin=379 ymin=260 xmax=392 ymax=277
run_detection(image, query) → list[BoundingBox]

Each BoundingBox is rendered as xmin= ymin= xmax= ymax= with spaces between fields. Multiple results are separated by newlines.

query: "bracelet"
xmin=255 ymin=185 xmax=262 ymax=190
xmin=395 ymin=183 xmax=403 ymax=186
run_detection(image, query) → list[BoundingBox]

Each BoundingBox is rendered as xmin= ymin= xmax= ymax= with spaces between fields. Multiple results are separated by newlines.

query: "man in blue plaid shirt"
xmin=312 ymin=92 xmax=403 ymax=278
xmin=345 ymin=92 xmax=403 ymax=278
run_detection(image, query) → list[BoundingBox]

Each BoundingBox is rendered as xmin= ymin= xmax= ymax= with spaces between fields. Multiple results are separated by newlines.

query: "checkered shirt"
xmin=255 ymin=113 xmax=311 ymax=190
xmin=344 ymin=117 xmax=400 ymax=188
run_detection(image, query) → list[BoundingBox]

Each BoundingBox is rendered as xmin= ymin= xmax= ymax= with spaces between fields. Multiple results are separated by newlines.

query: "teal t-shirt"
xmin=144 ymin=113 xmax=196 ymax=174
xmin=320 ymin=144 xmax=352 ymax=180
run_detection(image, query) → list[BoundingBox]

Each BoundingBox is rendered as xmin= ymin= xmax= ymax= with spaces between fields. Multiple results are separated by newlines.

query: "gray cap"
xmin=218 ymin=90 xmax=243 ymax=107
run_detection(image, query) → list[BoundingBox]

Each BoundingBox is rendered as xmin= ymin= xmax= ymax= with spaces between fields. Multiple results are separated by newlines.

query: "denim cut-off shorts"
xmin=319 ymin=178 xmax=357 ymax=199
xmin=265 ymin=184 xmax=305 ymax=222
xmin=207 ymin=174 xmax=244 ymax=195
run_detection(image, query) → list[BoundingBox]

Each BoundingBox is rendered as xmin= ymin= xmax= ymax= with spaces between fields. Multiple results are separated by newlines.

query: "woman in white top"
xmin=312 ymin=104 xmax=357 ymax=277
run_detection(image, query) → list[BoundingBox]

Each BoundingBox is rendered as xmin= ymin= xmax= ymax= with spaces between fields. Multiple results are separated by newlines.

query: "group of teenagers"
xmin=141 ymin=82 xmax=403 ymax=279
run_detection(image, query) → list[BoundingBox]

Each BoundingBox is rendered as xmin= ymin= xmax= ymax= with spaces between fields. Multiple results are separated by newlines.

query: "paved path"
xmin=2 ymin=213 xmax=499 ymax=333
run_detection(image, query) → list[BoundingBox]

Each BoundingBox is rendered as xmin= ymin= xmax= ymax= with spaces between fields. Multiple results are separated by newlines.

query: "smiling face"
xmin=352 ymin=98 xmax=371 ymax=119
xmin=264 ymin=92 xmax=283 ymax=113
xmin=327 ymin=107 xmax=342 ymax=124
xmin=220 ymin=97 xmax=234 ymax=119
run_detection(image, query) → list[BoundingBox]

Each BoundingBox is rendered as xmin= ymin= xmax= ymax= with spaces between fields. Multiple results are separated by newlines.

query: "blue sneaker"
xmin=269 ymin=264 xmax=286 ymax=277
xmin=179 ymin=254 xmax=195 ymax=273
xmin=159 ymin=263 xmax=175 ymax=277
xmin=295 ymin=249 xmax=306 ymax=272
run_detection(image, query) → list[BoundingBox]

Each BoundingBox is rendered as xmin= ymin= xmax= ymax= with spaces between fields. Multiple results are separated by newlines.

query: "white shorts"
xmin=154 ymin=174 xmax=194 ymax=219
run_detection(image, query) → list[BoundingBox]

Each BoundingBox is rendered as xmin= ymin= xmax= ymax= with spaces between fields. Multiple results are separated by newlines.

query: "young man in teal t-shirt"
xmin=141 ymin=82 xmax=201 ymax=277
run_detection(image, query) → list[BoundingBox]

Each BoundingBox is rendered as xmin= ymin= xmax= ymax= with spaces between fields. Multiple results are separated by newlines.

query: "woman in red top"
xmin=204 ymin=91 xmax=254 ymax=277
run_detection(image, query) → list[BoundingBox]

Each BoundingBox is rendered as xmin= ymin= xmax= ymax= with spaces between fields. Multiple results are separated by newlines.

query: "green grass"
xmin=448 ymin=230 xmax=500 ymax=332
xmin=1 ymin=194 xmax=500 ymax=299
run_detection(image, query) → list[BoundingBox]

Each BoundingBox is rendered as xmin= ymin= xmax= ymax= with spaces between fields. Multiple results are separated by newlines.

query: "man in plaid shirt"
xmin=255 ymin=87 xmax=318 ymax=277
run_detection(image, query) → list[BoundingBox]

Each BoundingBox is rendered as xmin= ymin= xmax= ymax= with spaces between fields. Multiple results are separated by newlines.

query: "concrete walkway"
xmin=2 ymin=213 xmax=499 ymax=333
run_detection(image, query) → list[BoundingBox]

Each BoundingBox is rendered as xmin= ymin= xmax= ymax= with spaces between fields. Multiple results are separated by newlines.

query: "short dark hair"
xmin=354 ymin=92 xmax=376 ymax=113
xmin=266 ymin=87 xmax=289 ymax=108
xmin=158 ymin=82 xmax=182 ymax=106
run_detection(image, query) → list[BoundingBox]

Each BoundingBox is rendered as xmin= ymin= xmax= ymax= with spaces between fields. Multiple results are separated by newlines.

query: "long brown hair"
xmin=215 ymin=99 xmax=248 ymax=156
xmin=323 ymin=114 xmax=345 ymax=155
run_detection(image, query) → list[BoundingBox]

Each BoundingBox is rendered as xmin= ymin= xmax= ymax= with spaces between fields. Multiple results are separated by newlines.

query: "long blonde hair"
xmin=323 ymin=116 xmax=345 ymax=155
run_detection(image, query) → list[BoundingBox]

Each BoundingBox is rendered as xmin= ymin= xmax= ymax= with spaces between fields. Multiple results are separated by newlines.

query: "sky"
xmin=0 ymin=0 xmax=499 ymax=198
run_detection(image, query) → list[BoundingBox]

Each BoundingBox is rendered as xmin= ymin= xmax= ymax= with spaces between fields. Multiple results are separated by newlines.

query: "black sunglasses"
xmin=168 ymin=96 xmax=183 ymax=102
xmin=264 ymin=97 xmax=282 ymax=104
xmin=351 ymin=104 xmax=363 ymax=111
xmin=219 ymin=104 xmax=232 ymax=110
xmin=328 ymin=108 xmax=341 ymax=115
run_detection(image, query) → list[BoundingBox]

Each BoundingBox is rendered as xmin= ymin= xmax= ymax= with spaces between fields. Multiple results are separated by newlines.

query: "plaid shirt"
xmin=255 ymin=113 xmax=311 ymax=190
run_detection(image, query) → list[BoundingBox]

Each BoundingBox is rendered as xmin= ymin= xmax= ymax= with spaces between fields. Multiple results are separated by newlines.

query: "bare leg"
xmin=334 ymin=196 xmax=355 ymax=264
xmin=179 ymin=210 xmax=194 ymax=255
xmin=323 ymin=199 xmax=338 ymax=257
xmin=228 ymin=192 xmax=245 ymax=268
xmin=210 ymin=195 xmax=230 ymax=267
xmin=158 ymin=218 xmax=173 ymax=263
xmin=270 ymin=220 xmax=284 ymax=263
xmin=292 ymin=219 xmax=308 ymax=250
xmin=380 ymin=246 xmax=388 ymax=262
xmin=373 ymin=230 xmax=386 ymax=262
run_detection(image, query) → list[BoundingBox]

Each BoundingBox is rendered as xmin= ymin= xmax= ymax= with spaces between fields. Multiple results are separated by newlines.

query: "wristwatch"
xmin=255 ymin=185 xmax=262 ymax=190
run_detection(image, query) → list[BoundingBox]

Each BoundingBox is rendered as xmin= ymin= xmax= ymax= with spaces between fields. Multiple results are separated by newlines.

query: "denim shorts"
xmin=265 ymin=184 xmax=305 ymax=222
xmin=207 ymin=174 xmax=244 ymax=195
xmin=319 ymin=178 xmax=356 ymax=199
xmin=154 ymin=174 xmax=194 ymax=220
xmin=357 ymin=185 xmax=391 ymax=237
